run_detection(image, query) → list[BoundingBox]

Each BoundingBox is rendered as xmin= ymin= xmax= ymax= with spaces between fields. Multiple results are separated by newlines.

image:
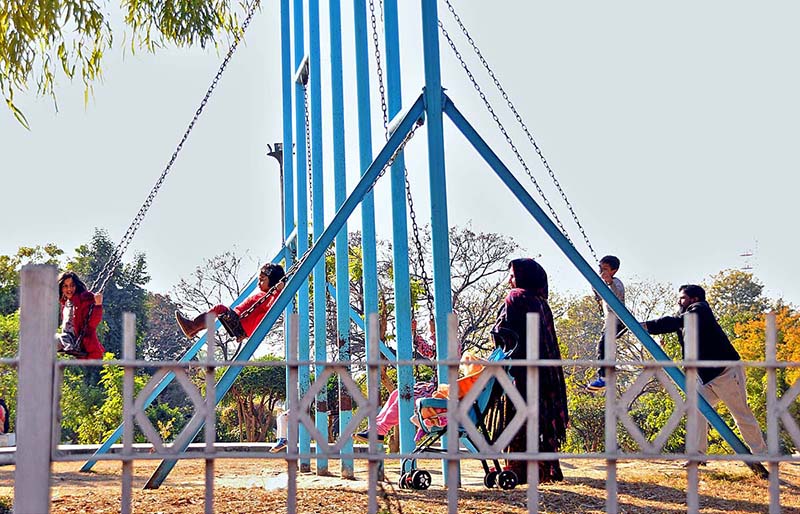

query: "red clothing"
xmin=61 ymin=291 xmax=105 ymax=359
xmin=210 ymin=289 xmax=280 ymax=337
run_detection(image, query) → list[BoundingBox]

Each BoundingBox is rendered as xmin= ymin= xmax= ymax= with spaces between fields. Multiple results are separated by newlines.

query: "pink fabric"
xmin=375 ymin=389 xmax=400 ymax=436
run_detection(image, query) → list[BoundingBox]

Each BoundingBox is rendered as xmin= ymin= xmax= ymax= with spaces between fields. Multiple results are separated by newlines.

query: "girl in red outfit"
xmin=57 ymin=271 xmax=105 ymax=359
xmin=175 ymin=263 xmax=285 ymax=341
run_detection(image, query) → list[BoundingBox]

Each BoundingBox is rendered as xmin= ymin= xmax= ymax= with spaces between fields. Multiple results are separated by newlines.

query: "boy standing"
xmin=587 ymin=255 xmax=625 ymax=392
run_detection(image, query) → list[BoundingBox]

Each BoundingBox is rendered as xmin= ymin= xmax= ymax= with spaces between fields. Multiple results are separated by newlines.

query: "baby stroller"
xmin=399 ymin=343 xmax=519 ymax=490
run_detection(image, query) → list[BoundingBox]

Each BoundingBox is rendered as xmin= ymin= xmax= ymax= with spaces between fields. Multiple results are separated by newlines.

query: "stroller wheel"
xmin=483 ymin=470 xmax=498 ymax=488
xmin=399 ymin=472 xmax=412 ymax=489
xmin=411 ymin=469 xmax=432 ymax=490
xmin=497 ymin=470 xmax=518 ymax=490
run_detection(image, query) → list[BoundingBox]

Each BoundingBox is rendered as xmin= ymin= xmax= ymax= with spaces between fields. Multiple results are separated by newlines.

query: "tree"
xmin=224 ymin=355 xmax=285 ymax=442
xmin=142 ymin=292 xmax=191 ymax=361
xmin=732 ymin=303 xmax=800 ymax=452
xmin=448 ymin=224 xmax=520 ymax=354
xmin=0 ymin=312 xmax=18 ymax=432
xmin=0 ymin=244 xmax=64 ymax=315
xmin=1 ymin=0 xmax=252 ymax=126
xmin=171 ymin=249 xmax=281 ymax=360
xmin=407 ymin=223 xmax=520 ymax=355
xmin=704 ymin=269 xmax=767 ymax=336
xmin=557 ymin=279 xmax=676 ymax=392
xmin=60 ymin=355 xmax=190 ymax=444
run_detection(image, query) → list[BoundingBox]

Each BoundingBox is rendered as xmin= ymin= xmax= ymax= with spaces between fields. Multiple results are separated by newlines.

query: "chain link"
xmin=440 ymin=0 xmax=599 ymax=264
xmin=303 ymin=84 xmax=313 ymax=217
xmin=90 ymin=0 xmax=262 ymax=294
xmin=367 ymin=120 xmax=423 ymax=194
xmin=368 ymin=0 xmax=389 ymax=130
xmin=368 ymin=0 xmax=434 ymax=317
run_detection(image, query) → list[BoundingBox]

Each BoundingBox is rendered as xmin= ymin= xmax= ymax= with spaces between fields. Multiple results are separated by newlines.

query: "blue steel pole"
xmin=420 ymin=0 xmax=452 ymax=384
xmin=293 ymin=0 xmax=312 ymax=470
xmin=280 ymin=0 xmax=296 ymax=450
xmin=442 ymin=96 xmax=753 ymax=458
xmin=143 ymin=97 xmax=425 ymax=490
xmin=308 ymin=0 xmax=328 ymax=475
xmin=351 ymin=0 xmax=377 ymax=480
xmin=329 ymin=0 xmax=351 ymax=476
xmin=383 ymin=0 xmax=415 ymax=455
xmin=420 ymin=0 xmax=454 ymax=483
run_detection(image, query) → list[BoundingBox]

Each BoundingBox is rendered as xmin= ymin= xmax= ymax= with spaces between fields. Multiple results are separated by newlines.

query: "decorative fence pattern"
xmin=13 ymin=265 xmax=800 ymax=513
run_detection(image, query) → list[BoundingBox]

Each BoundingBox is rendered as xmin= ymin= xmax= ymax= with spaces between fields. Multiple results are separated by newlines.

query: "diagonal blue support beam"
xmin=442 ymin=94 xmax=752 ymax=457
xmin=81 ymin=248 xmax=285 ymax=472
xmin=143 ymin=94 xmax=426 ymax=489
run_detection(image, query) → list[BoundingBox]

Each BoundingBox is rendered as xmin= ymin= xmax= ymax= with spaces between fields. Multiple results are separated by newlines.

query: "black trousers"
xmin=596 ymin=319 xmax=624 ymax=378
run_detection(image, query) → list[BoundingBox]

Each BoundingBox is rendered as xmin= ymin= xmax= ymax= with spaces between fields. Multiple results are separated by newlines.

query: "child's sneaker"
xmin=586 ymin=377 xmax=606 ymax=392
xmin=270 ymin=438 xmax=287 ymax=453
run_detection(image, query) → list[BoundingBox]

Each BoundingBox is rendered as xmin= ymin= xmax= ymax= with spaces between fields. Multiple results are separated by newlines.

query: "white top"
xmin=61 ymin=300 xmax=75 ymax=335
xmin=602 ymin=277 xmax=625 ymax=321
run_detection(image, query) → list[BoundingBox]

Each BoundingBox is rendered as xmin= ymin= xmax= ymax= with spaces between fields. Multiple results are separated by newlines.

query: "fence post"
xmin=15 ymin=264 xmax=58 ymax=513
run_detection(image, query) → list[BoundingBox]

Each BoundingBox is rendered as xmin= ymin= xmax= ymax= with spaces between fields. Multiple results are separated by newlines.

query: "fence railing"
xmin=13 ymin=264 xmax=800 ymax=513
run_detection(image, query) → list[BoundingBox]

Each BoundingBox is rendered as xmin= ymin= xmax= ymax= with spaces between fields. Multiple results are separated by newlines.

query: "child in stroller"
xmin=399 ymin=344 xmax=520 ymax=490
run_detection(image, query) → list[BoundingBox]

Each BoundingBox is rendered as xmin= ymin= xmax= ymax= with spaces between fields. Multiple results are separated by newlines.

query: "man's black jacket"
xmin=644 ymin=301 xmax=740 ymax=384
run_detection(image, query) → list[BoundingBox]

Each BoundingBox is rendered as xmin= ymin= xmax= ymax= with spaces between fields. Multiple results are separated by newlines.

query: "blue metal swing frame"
xmin=83 ymin=0 xmax=753 ymax=489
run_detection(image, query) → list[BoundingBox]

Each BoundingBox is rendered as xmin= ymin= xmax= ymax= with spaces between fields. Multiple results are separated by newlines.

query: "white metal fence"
xmin=12 ymin=264 xmax=800 ymax=513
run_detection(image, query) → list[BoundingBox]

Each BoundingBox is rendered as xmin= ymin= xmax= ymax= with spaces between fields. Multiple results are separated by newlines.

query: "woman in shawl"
xmin=490 ymin=258 xmax=568 ymax=483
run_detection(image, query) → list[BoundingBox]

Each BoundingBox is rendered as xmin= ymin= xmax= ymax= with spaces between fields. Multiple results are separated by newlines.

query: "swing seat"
xmin=218 ymin=309 xmax=247 ymax=341
xmin=56 ymin=333 xmax=88 ymax=358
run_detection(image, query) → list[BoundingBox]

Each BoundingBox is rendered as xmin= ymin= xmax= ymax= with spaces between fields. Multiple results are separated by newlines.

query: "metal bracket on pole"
xmin=294 ymin=54 xmax=310 ymax=85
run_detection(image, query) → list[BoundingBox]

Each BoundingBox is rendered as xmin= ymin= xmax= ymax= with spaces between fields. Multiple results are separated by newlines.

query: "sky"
xmin=1 ymin=1 xmax=798 ymax=308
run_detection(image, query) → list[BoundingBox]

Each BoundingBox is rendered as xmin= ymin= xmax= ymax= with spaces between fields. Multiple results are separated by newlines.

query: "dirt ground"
xmin=0 ymin=456 xmax=799 ymax=513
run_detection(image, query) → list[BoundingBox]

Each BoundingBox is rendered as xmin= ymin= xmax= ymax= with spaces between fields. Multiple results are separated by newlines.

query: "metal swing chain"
xmin=303 ymin=84 xmax=313 ymax=217
xmin=440 ymin=0 xmax=599 ymax=264
xmin=90 ymin=0 xmax=263 ymax=295
xmin=437 ymin=23 xmax=578 ymax=254
xmin=368 ymin=0 xmax=435 ymax=318
xmin=369 ymin=0 xmax=389 ymax=130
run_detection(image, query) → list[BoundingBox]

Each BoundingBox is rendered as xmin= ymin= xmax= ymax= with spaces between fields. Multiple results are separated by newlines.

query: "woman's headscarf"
xmin=509 ymin=258 xmax=548 ymax=299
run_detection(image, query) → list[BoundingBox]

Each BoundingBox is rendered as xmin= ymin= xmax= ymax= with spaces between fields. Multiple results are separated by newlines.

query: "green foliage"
xmin=0 ymin=312 xmax=17 ymax=431
xmin=60 ymin=354 xmax=189 ymax=444
xmin=705 ymin=269 xmax=767 ymax=336
xmin=1 ymin=0 xmax=251 ymax=125
xmin=148 ymin=401 xmax=190 ymax=442
xmin=0 ymin=495 xmax=11 ymax=514
xmin=224 ymin=355 xmax=286 ymax=441
xmin=623 ymin=391 xmax=686 ymax=453
xmin=563 ymin=374 xmax=605 ymax=453
xmin=0 ymin=244 xmax=63 ymax=314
